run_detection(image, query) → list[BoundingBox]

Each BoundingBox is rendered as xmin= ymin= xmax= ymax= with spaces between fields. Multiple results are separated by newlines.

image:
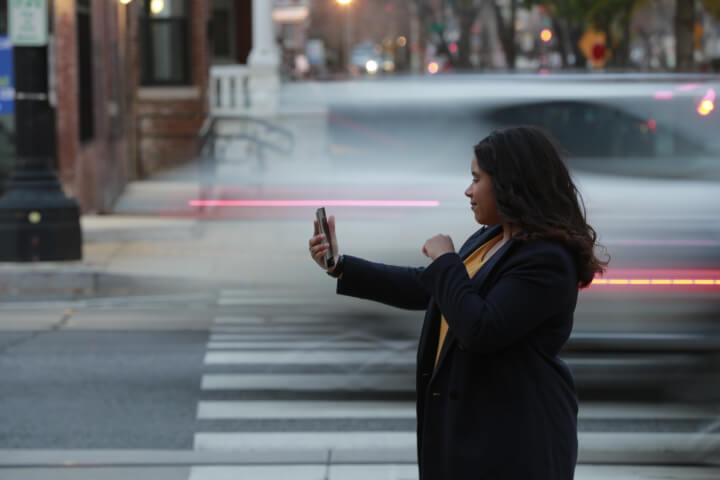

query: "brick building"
xmin=0 ymin=0 xmax=213 ymax=213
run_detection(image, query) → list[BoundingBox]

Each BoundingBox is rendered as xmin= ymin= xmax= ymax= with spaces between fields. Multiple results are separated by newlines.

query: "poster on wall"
xmin=0 ymin=36 xmax=14 ymax=115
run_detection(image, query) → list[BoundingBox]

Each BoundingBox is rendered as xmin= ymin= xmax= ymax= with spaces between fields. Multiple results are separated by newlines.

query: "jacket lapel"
xmin=418 ymin=225 xmax=498 ymax=368
xmin=429 ymin=230 xmax=517 ymax=383
xmin=459 ymin=225 xmax=501 ymax=260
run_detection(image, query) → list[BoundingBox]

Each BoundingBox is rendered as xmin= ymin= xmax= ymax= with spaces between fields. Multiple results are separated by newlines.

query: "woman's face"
xmin=465 ymin=156 xmax=501 ymax=225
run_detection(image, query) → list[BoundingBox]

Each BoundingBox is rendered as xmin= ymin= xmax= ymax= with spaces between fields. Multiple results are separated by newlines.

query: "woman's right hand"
xmin=309 ymin=215 xmax=339 ymax=272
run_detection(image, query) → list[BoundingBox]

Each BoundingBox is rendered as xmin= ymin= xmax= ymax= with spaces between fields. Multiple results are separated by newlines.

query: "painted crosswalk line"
xmin=201 ymin=373 xmax=414 ymax=391
xmin=206 ymin=340 xmax=414 ymax=350
xmin=188 ymin=465 xmax=327 ymax=480
xmin=193 ymin=431 xmax=416 ymax=451
xmin=204 ymin=350 xmax=415 ymax=365
xmin=197 ymin=400 xmax=415 ymax=419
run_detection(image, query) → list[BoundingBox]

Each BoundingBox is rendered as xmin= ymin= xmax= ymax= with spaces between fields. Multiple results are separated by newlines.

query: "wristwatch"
xmin=326 ymin=254 xmax=345 ymax=278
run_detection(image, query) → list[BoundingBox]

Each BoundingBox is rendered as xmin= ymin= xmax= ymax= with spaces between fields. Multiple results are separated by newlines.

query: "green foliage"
xmin=522 ymin=0 xmax=651 ymax=26
xmin=702 ymin=0 xmax=720 ymax=18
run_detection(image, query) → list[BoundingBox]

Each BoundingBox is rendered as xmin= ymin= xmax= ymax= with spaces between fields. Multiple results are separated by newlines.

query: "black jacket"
xmin=337 ymin=224 xmax=579 ymax=480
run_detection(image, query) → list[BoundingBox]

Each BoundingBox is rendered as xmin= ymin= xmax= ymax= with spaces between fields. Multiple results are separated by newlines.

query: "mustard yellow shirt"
xmin=434 ymin=234 xmax=503 ymax=367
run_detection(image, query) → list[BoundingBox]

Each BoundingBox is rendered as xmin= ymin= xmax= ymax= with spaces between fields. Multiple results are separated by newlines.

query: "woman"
xmin=308 ymin=126 xmax=607 ymax=480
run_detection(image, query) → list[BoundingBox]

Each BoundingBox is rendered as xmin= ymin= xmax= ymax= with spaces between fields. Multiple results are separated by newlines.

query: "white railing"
xmin=210 ymin=65 xmax=250 ymax=116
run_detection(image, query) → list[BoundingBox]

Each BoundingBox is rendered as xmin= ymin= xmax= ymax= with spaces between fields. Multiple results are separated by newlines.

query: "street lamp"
xmin=337 ymin=0 xmax=353 ymax=73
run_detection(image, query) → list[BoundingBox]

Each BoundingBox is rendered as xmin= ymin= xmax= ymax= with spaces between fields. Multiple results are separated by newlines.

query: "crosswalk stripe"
xmin=579 ymin=403 xmax=720 ymax=419
xmin=214 ymin=315 xmax=351 ymax=325
xmin=218 ymin=298 xmax=326 ymax=306
xmin=210 ymin=326 xmax=345 ymax=335
xmin=219 ymin=290 xmax=324 ymax=298
xmin=213 ymin=316 xmax=265 ymax=325
xmin=206 ymin=341 xmax=414 ymax=350
xmin=197 ymin=400 xmax=415 ymax=419
xmin=201 ymin=373 xmax=415 ymax=391
xmin=208 ymin=333 xmax=365 ymax=342
xmin=204 ymin=350 xmax=415 ymax=365
xmin=189 ymin=466 xmax=327 ymax=480
xmin=193 ymin=432 xmax=416 ymax=451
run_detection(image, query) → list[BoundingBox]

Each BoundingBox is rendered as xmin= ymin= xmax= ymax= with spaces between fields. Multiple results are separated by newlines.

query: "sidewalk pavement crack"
xmin=0 ymin=309 xmax=74 ymax=356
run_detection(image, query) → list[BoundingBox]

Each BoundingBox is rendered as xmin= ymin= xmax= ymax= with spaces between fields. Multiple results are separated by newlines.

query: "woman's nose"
xmin=464 ymin=187 xmax=472 ymax=197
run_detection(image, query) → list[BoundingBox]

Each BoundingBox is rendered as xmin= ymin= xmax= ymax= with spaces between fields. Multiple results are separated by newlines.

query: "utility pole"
xmin=0 ymin=0 xmax=81 ymax=261
xmin=337 ymin=0 xmax=353 ymax=73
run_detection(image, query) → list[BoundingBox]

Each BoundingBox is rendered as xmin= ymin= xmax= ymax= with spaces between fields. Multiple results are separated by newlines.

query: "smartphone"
xmin=315 ymin=207 xmax=335 ymax=269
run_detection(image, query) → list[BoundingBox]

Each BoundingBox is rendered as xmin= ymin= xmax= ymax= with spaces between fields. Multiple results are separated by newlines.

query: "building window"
xmin=140 ymin=0 xmax=190 ymax=86
xmin=211 ymin=0 xmax=235 ymax=62
xmin=77 ymin=0 xmax=94 ymax=142
xmin=0 ymin=0 xmax=7 ymax=35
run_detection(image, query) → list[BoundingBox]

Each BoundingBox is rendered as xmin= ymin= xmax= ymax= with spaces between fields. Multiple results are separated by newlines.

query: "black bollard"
xmin=0 ymin=42 xmax=81 ymax=262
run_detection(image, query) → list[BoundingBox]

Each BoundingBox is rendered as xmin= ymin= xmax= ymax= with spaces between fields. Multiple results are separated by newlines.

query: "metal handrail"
xmin=194 ymin=114 xmax=296 ymax=209
xmin=213 ymin=114 xmax=295 ymax=155
xmin=197 ymin=116 xmax=218 ymax=158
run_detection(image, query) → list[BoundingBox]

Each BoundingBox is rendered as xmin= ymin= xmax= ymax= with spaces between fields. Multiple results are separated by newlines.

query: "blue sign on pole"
xmin=0 ymin=36 xmax=14 ymax=115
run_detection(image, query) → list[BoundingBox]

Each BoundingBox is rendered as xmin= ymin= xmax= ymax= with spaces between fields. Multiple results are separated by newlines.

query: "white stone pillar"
xmin=248 ymin=0 xmax=280 ymax=115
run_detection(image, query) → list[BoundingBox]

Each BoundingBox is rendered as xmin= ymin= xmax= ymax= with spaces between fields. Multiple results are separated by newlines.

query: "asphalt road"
xmin=1 ymin=290 xmax=719 ymax=452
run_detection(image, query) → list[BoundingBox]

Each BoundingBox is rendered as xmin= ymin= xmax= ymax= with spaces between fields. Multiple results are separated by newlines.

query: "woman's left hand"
xmin=422 ymin=234 xmax=455 ymax=261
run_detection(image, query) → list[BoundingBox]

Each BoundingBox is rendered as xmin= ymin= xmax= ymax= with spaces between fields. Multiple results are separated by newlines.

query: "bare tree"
xmin=491 ymin=0 xmax=519 ymax=69
xmin=453 ymin=0 xmax=482 ymax=69
xmin=675 ymin=0 xmax=696 ymax=70
xmin=415 ymin=0 xmax=517 ymax=70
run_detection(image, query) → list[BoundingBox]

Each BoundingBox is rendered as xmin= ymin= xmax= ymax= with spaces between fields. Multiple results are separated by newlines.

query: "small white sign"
xmin=9 ymin=0 xmax=48 ymax=47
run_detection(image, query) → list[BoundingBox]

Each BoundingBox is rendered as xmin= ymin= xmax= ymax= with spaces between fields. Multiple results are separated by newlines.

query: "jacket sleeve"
xmin=336 ymin=255 xmax=431 ymax=310
xmin=419 ymin=247 xmax=576 ymax=353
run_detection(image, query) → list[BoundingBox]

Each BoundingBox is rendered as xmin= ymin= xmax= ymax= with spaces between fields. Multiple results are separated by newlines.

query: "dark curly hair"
xmin=474 ymin=126 xmax=608 ymax=288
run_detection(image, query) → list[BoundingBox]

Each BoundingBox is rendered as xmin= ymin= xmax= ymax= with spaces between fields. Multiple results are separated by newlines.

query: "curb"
xmin=0 ymin=263 xmax=100 ymax=294
xmin=0 ymin=265 xmax=231 ymax=296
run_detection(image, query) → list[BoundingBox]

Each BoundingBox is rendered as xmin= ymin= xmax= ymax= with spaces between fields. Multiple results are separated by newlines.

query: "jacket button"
xmin=449 ymin=391 xmax=458 ymax=400
xmin=458 ymin=344 xmax=465 ymax=351
xmin=431 ymin=392 xmax=441 ymax=397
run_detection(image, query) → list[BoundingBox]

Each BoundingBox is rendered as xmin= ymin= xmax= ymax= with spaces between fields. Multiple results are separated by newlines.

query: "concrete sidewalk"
xmin=2 ymin=465 xmax=719 ymax=480
xmin=0 ymin=211 xmax=337 ymax=297
xmin=0 ymin=215 xmax=216 ymax=296
xmin=0 ymin=449 xmax=719 ymax=480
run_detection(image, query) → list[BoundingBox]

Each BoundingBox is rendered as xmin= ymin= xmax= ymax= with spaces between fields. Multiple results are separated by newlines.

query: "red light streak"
xmin=188 ymin=200 xmax=440 ymax=208
xmin=653 ymin=91 xmax=674 ymax=100
xmin=604 ymin=239 xmax=719 ymax=247
xmin=697 ymin=88 xmax=716 ymax=116
xmin=592 ymin=278 xmax=720 ymax=286
xmin=591 ymin=268 xmax=720 ymax=288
